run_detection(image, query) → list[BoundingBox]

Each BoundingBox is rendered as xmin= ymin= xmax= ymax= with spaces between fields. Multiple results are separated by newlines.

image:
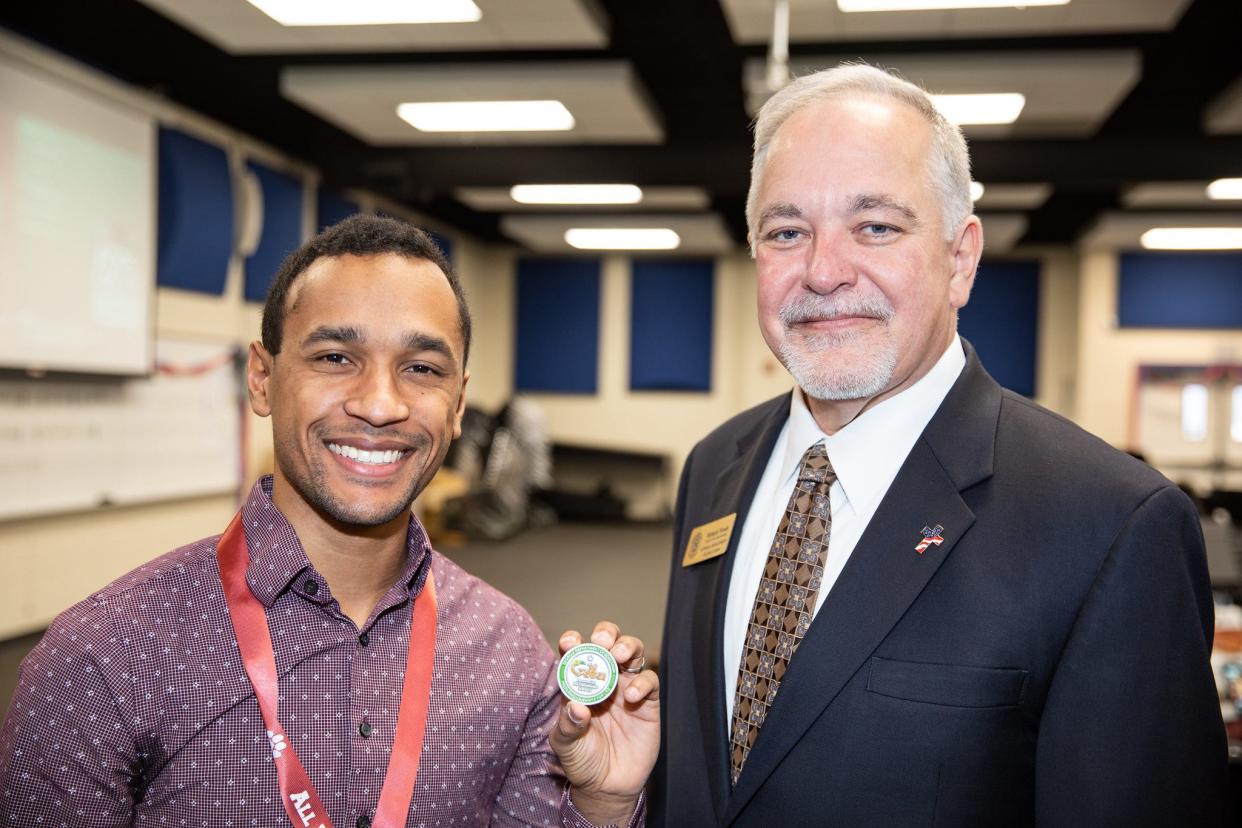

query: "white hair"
xmin=746 ymin=63 xmax=973 ymax=247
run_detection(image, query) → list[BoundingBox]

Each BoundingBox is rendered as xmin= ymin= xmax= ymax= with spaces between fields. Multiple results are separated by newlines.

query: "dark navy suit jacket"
xmin=652 ymin=345 xmax=1226 ymax=827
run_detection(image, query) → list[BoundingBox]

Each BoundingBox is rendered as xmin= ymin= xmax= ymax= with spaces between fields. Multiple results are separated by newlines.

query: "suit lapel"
xmin=687 ymin=395 xmax=790 ymax=820
xmin=724 ymin=345 xmax=1002 ymax=824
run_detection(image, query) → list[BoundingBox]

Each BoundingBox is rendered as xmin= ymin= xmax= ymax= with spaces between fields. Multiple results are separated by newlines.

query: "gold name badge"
xmin=682 ymin=513 xmax=737 ymax=567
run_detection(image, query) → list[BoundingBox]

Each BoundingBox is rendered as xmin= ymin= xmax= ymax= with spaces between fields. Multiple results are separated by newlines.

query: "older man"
xmin=1 ymin=215 xmax=658 ymax=827
xmin=652 ymin=65 xmax=1225 ymax=826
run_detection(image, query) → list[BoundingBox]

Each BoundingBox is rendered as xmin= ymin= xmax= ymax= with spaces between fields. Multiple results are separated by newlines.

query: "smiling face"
xmin=248 ymin=253 xmax=468 ymax=530
xmin=752 ymin=95 xmax=980 ymax=409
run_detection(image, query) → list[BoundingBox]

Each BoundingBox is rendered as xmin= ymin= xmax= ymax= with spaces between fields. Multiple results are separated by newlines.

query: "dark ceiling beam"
xmin=970 ymin=135 xmax=1242 ymax=185
xmin=1100 ymin=0 xmax=1242 ymax=134
xmin=778 ymin=31 xmax=1160 ymax=59
xmin=594 ymin=0 xmax=748 ymax=144
xmin=1020 ymin=191 xmax=1119 ymax=245
xmin=330 ymin=134 xmax=1242 ymax=194
xmin=337 ymin=146 xmax=751 ymax=192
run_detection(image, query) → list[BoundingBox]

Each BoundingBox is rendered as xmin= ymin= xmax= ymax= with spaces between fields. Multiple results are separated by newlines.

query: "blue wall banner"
xmin=515 ymin=258 xmax=601 ymax=393
xmin=156 ymin=127 xmax=233 ymax=295
xmin=630 ymin=259 xmax=713 ymax=392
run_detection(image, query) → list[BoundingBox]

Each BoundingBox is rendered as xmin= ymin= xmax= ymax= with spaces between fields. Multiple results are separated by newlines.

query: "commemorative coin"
xmin=557 ymin=643 xmax=619 ymax=706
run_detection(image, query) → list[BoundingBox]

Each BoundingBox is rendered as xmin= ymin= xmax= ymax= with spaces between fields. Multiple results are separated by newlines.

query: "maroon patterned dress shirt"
xmin=0 ymin=477 xmax=642 ymax=828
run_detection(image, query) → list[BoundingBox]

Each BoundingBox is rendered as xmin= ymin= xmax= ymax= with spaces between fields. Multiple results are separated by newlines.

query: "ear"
xmin=947 ymin=215 xmax=983 ymax=310
xmin=451 ymin=370 xmax=470 ymax=440
xmin=247 ymin=341 xmax=275 ymax=418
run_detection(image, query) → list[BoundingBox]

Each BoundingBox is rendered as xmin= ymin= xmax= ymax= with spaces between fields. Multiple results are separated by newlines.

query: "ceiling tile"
xmin=500 ymin=213 xmax=737 ymax=254
xmin=721 ymin=0 xmax=1191 ymax=45
xmin=280 ymin=62 xmax=663 ymax=146
xmin=1205 ymin=75 xmax=1242 ymax=135
xmin=1122 ymin=182 xmax=1242 ymax=208
xmin=1081 ymin=210 xmax=1242 ymax=248
xmin=974 ymin=184 xmax=1052 ymax=210
xmin=975 ymin=213 xmax=1028 ymax=252
xmin=456 ymin=186 xmax=711 ymax=212
xmin=745 ymin=51 xmax=1139 ymax=137
xmin=134 ymin=0 xmax=606 ymax=53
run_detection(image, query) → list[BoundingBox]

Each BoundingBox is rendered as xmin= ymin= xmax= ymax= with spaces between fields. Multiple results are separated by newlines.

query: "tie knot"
xmin=797 ymin=442 xmax=835 ymax=485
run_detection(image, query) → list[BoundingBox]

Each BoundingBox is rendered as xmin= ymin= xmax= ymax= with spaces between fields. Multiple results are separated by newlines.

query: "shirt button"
xmin=358 ymin=632 xmax=370 ymax=647
xmin=304 ymin=579 xmax=318 ymax=596
xmin=359 ymin=720 xmax=373 ymax=738
xmin=357 ymin=816 xmax=371 ymax=828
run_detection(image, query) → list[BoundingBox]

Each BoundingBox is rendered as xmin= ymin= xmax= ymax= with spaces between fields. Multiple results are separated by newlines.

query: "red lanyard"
xmin=216 ymin=513 xmax=437 ymax=828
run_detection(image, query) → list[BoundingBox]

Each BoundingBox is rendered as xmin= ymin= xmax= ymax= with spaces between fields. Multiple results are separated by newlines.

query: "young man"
xmin=652 ymin=64 xmax=1225 ymax=826
xmin=1 ymin=215 xmax=658 ymax=827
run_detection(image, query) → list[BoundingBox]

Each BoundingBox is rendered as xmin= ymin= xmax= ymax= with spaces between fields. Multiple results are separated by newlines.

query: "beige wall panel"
xmin=1074 ymin=251 xmax=1242 ymax=450
xmin=454 ymin=238 xmax=516 ymax=413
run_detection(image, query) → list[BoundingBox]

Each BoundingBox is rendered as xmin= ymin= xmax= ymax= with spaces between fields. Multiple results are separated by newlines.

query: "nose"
xmin=803 ymin=227 xmax=858 ymax=295
xmin=342 ymin=366 xmax=410 ymax=427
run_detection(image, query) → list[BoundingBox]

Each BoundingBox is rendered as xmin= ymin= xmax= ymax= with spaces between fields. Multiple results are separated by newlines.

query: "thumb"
xmin=549 ymin=700 xmax=592 ymax=755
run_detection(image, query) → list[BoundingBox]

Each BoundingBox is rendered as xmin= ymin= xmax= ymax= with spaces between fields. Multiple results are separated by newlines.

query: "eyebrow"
xmin=848 ymin=194 xmax=920 ymax=227
xmin=403 ymin=332 xmax=457 ymax=367
xmin=757 ymin=202 xmax=805 ymax=225
xmin=304 ymin=326 xmax=363 ymax=346
xmin=302 ymin=326 xmax=459 ymax=368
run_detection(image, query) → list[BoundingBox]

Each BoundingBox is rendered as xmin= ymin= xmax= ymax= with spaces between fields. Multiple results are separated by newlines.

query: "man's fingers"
xmin=611 ymin=634 xmax=645 ymax=667
xmin=622 ymin=669 xmax=660 ymax=704
xmin=564 ymin=623 xmax=647 ymax=672
xmin=589 ymin=621 xmax=620 ymax=649
xmin=558 ymin=630 xmax=583 ymax=654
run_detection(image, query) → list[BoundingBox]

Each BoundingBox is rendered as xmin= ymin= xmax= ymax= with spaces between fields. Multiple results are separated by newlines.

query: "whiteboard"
xmin=0 ymin=50 xmax=156 ymax=375
xmin=0 ymin=339 xmax=241 ymax=521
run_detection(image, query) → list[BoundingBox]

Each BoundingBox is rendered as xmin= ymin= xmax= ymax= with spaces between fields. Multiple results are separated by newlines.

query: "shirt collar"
xmin=238 ymin=475 xmax=432 ymax=608
xmin=781 ymin=336 xmax=966 ymax=513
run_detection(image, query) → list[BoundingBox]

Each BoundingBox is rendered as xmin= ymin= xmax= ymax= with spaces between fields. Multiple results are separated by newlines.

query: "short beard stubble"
xmin=776 ymin=292 xmax=898 ymax=401
xmin=276 ymin=425 xmax=436 ymax=528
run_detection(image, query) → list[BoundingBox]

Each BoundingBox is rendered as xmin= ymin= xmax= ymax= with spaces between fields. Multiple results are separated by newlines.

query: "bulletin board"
xmin=0 ymin=338 xmax=243 ymax=521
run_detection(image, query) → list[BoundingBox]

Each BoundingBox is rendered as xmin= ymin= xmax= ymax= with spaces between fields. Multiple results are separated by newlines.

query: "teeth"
xmin=328 ymin=443 xmax=403 ymax=465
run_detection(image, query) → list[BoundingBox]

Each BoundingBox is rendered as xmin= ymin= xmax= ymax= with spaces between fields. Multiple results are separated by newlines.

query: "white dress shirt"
xmin=723 ymin=336 xmax=967 ymax=720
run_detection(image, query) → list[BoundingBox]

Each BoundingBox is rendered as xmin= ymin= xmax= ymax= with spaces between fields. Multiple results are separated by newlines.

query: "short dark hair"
xmin=261 ymin=214 xmax=472 ymax=366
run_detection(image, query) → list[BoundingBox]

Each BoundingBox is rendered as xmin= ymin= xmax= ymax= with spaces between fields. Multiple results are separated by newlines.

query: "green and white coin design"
xmin=557 ymin=643 xmax=619 ymax=706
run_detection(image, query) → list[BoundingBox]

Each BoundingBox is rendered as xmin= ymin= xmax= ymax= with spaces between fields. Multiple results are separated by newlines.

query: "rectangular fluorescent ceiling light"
xmin=511 ymin=185 xmax=643 ymax=205
xmin=931 ymin=93 xmax=1025 ymax=125
xmin=839 ymin=0 xmax=1069 ymax=10
xmin=397 ymin=101 xmax=574 ymax=133
xmin=1140 ymin=227 xmax=1242 ymax=250
xmin=1207 ymin=178 xmax=1242 ymax=200
xmin=564 ymin=228 xmax=681 ymax=250
xmin=247 ymin=0 xmax=482 ymax=26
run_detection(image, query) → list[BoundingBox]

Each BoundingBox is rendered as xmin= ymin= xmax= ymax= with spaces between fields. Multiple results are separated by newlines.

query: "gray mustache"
xmin=779 ymin=294 xmax=895 ymax=327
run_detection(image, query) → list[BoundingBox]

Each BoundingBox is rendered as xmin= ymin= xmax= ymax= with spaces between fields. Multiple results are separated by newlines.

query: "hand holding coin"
xmin=548 ymin=621 xmax=660 ymax=826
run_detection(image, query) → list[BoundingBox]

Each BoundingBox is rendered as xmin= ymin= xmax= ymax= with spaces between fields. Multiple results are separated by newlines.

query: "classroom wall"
xmin=1032 ymin=249 xmax=1081 ymax=419
xmin=0 ymin=262 xmax=260 ymax=640
xmin=452 ymin=238 xmax=518 ymax=412
xmin=1074 ymin=250 xmax=1242 ymax=449
xmin=522 ymin=253 xmax=776 ymax=460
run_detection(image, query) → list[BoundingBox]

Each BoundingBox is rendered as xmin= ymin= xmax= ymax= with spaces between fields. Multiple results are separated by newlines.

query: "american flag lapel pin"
xmin=915 ymin=524 xmax=944 ymax=555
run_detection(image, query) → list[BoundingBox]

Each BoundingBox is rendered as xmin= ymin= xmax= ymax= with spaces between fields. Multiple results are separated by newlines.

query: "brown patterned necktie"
xmin=729 ymin=442 xmax=835 ymax=785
